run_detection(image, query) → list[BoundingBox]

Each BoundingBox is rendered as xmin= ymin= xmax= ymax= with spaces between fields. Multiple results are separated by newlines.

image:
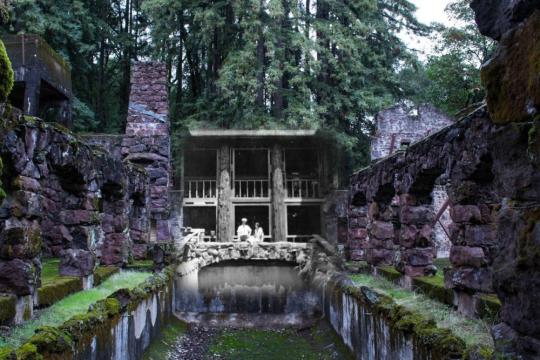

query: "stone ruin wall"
xmin=0 ymin=61 xmax=171 ymax=323
xmin=370 ymin=104 xmax=454 ymax=162
xmin=348 ymin=1 xmax=540 ymax=355
xmin=0 ymin=108 xmax=152 ymax=321
xmin=84 ymin=62 xmax=173 ymax=257
xmin=349 ymin=104 xmax=454 ymax=261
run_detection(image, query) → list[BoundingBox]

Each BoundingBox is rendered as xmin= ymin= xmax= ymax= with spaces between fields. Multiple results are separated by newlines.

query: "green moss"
xmin=14 ymin=343 xmax=41 ymax=360
xmin=27 ymin=326 xmax=73 ymax=354
xmin=377 ymin=265 xmax=402 ymax=282
xmin=142 ymin=317 xmax=187 ymax=360
xmin=412 ymin=276 xmax=453 ymax=306
xmin=476 ymin=294 xmax=501 ymax=321
xmin=207 ymin=326 xmax=353 ymax=360
xmin=37 ymin=277 xmax=82 ymax=308
xmin=464 ymin=344 xmax=494 ymax=360
xmin=0 ymin=296 xmax=16 ymax=324
xmin=0 ymin=271 xmax=150 ymax=349
xmin=349 ymin=272 xmax=493 ymax=351
xmin=40 ymin=259 xmax=61 ymax=285
xmin=0 ymin=346 xmax=14 ymax=360
xmin=0 ymin=40 xmax=13 ymax=103
xmin=93 ymin=266 xmax=119 ymax=286
xmin=125 ymin=260 xmax=154 ymax=271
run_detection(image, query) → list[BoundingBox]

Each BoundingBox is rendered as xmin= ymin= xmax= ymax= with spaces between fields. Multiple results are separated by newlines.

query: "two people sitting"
xmin=236 ymin=217 xmax=264 ymax=242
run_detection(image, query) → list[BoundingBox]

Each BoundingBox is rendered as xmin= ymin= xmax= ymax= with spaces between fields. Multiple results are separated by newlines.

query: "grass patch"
xmin=350 ymin=273 xmax=493 ymax=348
xmin=143 ymin=318 xmax=187 ymax=360
xmin=0 ymin=271 xmax=151 ymax=349
xmin=208 ymin=326 xmax=352 ymax=360
xmin=94 ymin=266 xmax=119 ymax=286
xmin=40 ymin=258 xmax=61 ymax=285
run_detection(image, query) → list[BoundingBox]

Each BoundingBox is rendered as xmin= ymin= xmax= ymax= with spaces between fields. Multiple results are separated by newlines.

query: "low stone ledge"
xmin=93 ymin=266 xmax=119 ymax=287
xmin=37 ymin=276 xmax=81 ymax=308
xmin=0 ymin=295 xmax=15 ymax=325
xmin=412 ymin=276 xmax=454 ymax=307
xmin=321 ymin=273 xmax=494 ymax=359
xmin=0 ymin=267 xmax=174 ymax=360
xmin=373 ymin=265 xmax=500 ymax=321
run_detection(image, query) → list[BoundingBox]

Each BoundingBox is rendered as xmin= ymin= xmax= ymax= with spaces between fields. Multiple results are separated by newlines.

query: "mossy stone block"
xmin=413 ymin=276 xmax=453 ymax=306
xmin=482 ymin=11 xmax=540 ymax=124
xmin=37 ymin=277 xmax=82 ymax=308
xmin=476 ymin=294 xmax=501 ymax=320
xmin=377 ymin=265 xmax=402 ymax=282
xmin=0 ymin=295 xmax=16 ymax=324
xmin=93 ymin=266 xmax=119 ymax=286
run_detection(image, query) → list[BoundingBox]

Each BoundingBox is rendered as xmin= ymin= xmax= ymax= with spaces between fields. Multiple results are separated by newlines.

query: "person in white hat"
xmin=237 ymin=217 xmax=252 ymax=241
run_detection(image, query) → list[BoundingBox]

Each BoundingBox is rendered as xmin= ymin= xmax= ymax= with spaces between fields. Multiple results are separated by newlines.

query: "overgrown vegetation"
xmin=0 ymin=271 xmax=151 ymax=349
xmin=398 ymin=0 xmax=495 ymax=116
xmin=0 ymin=0 xmax=492 ymax=170
xmin=142 ymin=318 xmax=188 ymax=360
xmin=208 ymin=325 xmax=353 ymax=360
xmin=350 ymin=273 xmax=494 ymax=348
xmin=0 ymin=39 xmax=12 ymax=104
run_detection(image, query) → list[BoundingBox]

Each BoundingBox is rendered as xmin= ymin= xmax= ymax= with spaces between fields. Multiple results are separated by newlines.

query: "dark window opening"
xmin=184 ymin=149 xmax=217 ymax=178
xmin=285 ymin=149 xmax=318 ymax=178
xmin=8 ymin=82 xmax=25 ymax=110
xmin=234 ymin=206 xmax=270 ymax=239
xmin=234 ymin=149 xmax=268 ymax=179
xmin=184 ymin=207 xmax=216 ymax=236
xmin=287 ymin=205 xmax=321 ymax=236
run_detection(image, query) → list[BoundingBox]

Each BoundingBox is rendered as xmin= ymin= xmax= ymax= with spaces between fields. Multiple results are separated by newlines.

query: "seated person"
xmin=254 ymin=222 xmax=264 ymax=242
xmin=236 ymin=217 xmax=252 ymax=241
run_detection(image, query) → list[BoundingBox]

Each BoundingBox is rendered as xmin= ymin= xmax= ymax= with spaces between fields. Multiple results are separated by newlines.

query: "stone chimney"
xmin=122 ymin=62 xmax=171 ymax=242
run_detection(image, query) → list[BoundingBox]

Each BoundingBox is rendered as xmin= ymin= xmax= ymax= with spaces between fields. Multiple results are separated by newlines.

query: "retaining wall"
xmin=0 ymin=268 xmax=175 ymax=360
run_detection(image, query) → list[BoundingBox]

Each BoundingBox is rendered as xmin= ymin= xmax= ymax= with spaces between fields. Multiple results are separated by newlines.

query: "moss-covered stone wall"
xmin=0 ymin=267 xmax=174 ymax=360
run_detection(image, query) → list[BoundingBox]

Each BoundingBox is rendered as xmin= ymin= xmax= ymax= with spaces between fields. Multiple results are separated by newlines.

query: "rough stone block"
xmin=370 ymin=220 xmax=394 ymax=240
xmin=404 ymin=247 xmax=435 ymax=267
xmin=0 ymin=259 xmax=39 ymax=296
xmin=400 ymin=205 xmax=433 ymax=225
xmin=471 ymin=0 xmax=540 ymax=40
xmin=450 ymin=246 xmax=486 ymax=268
xmin=444 ymin=266 xmax=493 ymax=293
xmin=450 ymin=205 xmax=482 ymax=224
xmin=59 ymin=249 xmax=95 ymax=277
xmin=481 ymin=10 xmax=540 ymax=123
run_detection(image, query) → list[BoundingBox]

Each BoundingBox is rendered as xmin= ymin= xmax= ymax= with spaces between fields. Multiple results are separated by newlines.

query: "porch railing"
xmin=184 ymin=179 xmax=217 ymax=199
xmin=234 ymin=179 xmax=270 ymax=198
xmin=286 ymin=178 xmax=320 ymax=198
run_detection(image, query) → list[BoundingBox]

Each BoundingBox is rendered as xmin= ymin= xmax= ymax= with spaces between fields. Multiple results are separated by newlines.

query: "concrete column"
xmin=271 ymin=144 xmax=286 ymax=242
xmin=217 ymin=145 xmax=233 ymax=241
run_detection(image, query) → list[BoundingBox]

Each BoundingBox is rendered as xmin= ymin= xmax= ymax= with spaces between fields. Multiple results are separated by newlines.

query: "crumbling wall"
xmin=0 ymin=106 xmax=150 ymax=323
xmin=470 ymin=3 xmax=540 ymax=357
xmin=369 ymin=104 xmax=454 ymax=260
xmin=370 ymin=104 xmax=453 ymax=162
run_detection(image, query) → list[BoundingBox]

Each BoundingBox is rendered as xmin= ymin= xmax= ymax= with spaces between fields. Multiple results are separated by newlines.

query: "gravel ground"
xmin=167 ymin=324 xmax=220 ymax=360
